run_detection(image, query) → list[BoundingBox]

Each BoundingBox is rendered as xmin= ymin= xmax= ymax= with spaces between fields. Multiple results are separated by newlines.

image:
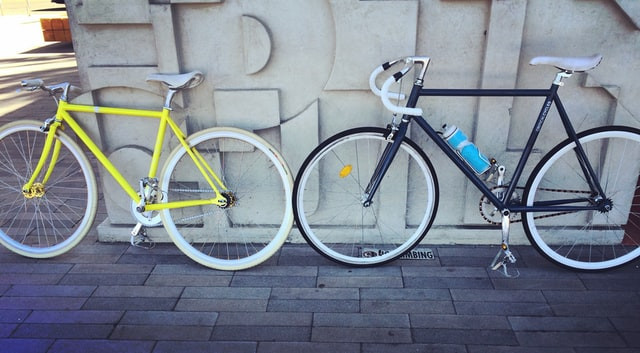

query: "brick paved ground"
xmin=1 ymin=12 xmax=640 ymax=353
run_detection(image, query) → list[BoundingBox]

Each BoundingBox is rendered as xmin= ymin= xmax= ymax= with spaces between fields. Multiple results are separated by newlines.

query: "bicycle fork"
xmin=22 ymin=118 xmax=63 ymax=198
xmin=362 ymin=120 xmax=409 ymax=207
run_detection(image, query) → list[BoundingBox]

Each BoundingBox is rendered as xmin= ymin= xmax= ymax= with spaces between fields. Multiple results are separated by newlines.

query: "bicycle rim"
xmin=160 ymin=127 xmax=293 ymax=270
xmin=0 ymin=120 xmax=97 ymax=258
xmin=523 ymin=126 xmax=640 ymax=270
xmin=293 ymin=127 xmax=438 ymax=266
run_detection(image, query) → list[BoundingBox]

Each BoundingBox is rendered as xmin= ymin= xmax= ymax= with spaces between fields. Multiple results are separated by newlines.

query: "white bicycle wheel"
xmin=159 ymin=127 xmax=293 ymax=270
xmin=0 ymin=120 xmax=98 ymax=258
xmin=293 ymin=127 xmax=439 ymax=266
xmin=523 ymin=126 xmax=640 ymax=270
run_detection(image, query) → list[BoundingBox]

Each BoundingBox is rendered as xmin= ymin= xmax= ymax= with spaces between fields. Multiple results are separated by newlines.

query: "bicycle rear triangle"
xmin=293 ymin=54 xmax=640 ymax=271
xmin=0 ymin=72 xmax=293 ymax=271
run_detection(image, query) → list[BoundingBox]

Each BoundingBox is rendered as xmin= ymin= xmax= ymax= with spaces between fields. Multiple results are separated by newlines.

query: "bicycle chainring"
xmin=479 ymin=186 xmax=521 ymax=225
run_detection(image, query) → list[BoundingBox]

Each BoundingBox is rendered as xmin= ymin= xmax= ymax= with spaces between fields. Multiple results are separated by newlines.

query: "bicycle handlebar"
xmin=21 ymin=79 xmax=45 ymax=91
xmin=368 ymin=60 xmax=406 ymax=100
xmin=370 ymin=57 xmax=428 ymax=116
xmin=20 ymin=79 xmax=82 ymax=100
xmin=380 ymin=74 xmax=423 ymax=116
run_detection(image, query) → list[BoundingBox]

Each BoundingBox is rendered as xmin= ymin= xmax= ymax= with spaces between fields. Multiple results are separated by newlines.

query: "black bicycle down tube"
xmin=411 ymin=115 xmax=506 ymax=209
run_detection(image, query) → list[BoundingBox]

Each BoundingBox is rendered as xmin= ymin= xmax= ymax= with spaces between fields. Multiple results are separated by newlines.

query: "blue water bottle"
xmin=442 ymin=124 xmax=491 ymax=174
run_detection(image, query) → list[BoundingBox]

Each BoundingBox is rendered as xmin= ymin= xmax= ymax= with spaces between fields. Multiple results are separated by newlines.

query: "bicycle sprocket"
xmin=479 ymin=186 xmax=521 ymax=224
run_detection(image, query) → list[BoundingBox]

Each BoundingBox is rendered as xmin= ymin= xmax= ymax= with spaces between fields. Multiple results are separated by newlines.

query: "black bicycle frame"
xmin=363 ymin=82 xmax=605 ymax=214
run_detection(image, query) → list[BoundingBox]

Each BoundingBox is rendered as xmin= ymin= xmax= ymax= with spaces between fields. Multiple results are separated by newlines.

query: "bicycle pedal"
xmin=490 ymin=248 xmax=520 ymax=278
xmin=130 ymin=223 xmax=155 ymax=250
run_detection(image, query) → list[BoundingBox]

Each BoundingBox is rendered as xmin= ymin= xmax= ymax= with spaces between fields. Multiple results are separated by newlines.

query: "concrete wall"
xmin=65 ymin=0 xmax=640 ymax=244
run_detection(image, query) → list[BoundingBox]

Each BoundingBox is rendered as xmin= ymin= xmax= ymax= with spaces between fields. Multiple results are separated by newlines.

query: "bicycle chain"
xmin=478 ymin=185 xmax=592 ymax=225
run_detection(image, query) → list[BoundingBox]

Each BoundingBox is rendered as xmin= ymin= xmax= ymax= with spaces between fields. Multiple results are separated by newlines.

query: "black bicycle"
xmin=293 ymin=55 xmax=640 ymax=273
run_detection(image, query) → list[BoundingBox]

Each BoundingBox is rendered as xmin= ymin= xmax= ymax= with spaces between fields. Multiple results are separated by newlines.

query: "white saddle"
xmin=146 ymin=71 xmax=204 ymax=90
xmin=529 ymin=54 xmax=602 ymax=72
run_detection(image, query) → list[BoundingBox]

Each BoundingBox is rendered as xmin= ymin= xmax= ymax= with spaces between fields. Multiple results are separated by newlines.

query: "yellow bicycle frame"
xmin=23 ymin=99 xmax=230 ymax=210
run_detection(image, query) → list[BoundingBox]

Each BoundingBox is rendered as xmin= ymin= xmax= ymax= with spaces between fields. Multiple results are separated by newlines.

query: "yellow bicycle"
xmin=0 ymin=71 xmax=293 ymax=270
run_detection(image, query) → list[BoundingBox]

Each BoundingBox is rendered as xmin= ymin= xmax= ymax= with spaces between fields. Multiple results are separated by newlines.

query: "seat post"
xmin=164 ymin=89 xmax=178 ymax=110
xmin=553 ymin=71 xmax=573 ymax=86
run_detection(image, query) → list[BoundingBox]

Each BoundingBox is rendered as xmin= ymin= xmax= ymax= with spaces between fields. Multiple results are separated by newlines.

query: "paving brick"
xmin=363 ymin=343 xmax=467 ymax=353
xmin=0 ymin=323 xmax=16 ymax=338
xmin=610 ymin=317 xmax=640 ymax=332
xmin=455 ymin=301 xmax=553 ymax=316
xmin=620 ymin=331 xmax=640 ymax=347
xmin=411 ymin=314 xmax=511 ymax=330
xmin=69 ymin=264 xmax=154 ymax=274
xmin=0 ymin=338 xmax=54 ymax=353
xmin=0 ymin=263 xmax=73 ymax=274
xmin=92 ymin=285 xmax=183 ymax=298
xmin=49 ymin=339 xmax=154 ymax=353
xmin=467 ymin=346 xmax=574 ymax=353
xmin=117 ymin=253 xmax=192 ymax=265
xmin=317 ymin=276 xmax=403 ymax=288
xmin=436 ymin=246 xmax=503 ymax=258
xmin=144 ymin=274 xmax=232 ymax=287
xmin=270 ymin=287 xmax=358 ymax=300
xmin=550 ymin=303 xmax=640 ymax=318
xmin=259 ymin=342 xmax=360 ymax=353
xmin=501 ymin=267 xmax=580 ymax=280
xmin=0 ymin=297 xmax=86 ymax=310
xmin=65 ymin=237 xmax=127 ymax=254
xmin=491 ymin=278 xmax=586 ymax=291
xmin=25 ymin=310 xmax=124 ymax=324
xmin=236 ymin=265 xmax=318 ymax=277
xmin=231 ymin=275 xmax=317 ymax=288
xmin=361 ymin=300 xmax=455 ymax=315
xmin=268 ymin=299 xmax=359 ymax=313
xmin=319 ymin=266 xmax=401 ymax=277
xmin=402 ymin=266 xmax=489 ymax=278
xmin=182 ymin=286 xmax=271 ymax=299
xmin=120 ymin=311 xmax=218 ymax=326
xmin=48 ymin=254 xmax=126 ymax=265
xmin=4 ymin=284 xmax=96 ymax=297
xmin=515 ymin=332 xmax=627 ymax=347
xmin=211 ymin=325 xmax=311 ymax=342
xmin=313 ymin=313 xmax=409 ymax=328
xmin=413 ymin=328 xmax=518 ymax=345
xmin=11 ymin=323 xmax=113 ymax=339
xmin=508 ymin=316 xmax=615 ymax=332
xmin=542 ymin=290 xmax=639 ymax=304
xmin=360 ymin=288 xmax=450 ymax=301
xmin=59 ymin=274 xmax=149 ymax=286
xmin=217 ymin=312 xmax=312 ymax=327
xmin=0 ymin=310 xmax=30 ymax=323
xmin=312 ymin=327 xmax=411 ymax=343
xmin=82 ymin=297 xmax=177 ymax=311
xmin=175 ymin=298 xmax=268 ymax=312
xmin=0 ymin=273 xmax=66 ymax=285
xmin=154 ymin=341 xmax=256 ymax=353
xmin=450 ymin=288 xmax=546 ymax=303
xmin=582 ymin=278 xmax=640 ymax=291
xmin=404 ymin=276 xmax=494 ymax=289
xmin=110 ymin=324 xmax=212 ymax=341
